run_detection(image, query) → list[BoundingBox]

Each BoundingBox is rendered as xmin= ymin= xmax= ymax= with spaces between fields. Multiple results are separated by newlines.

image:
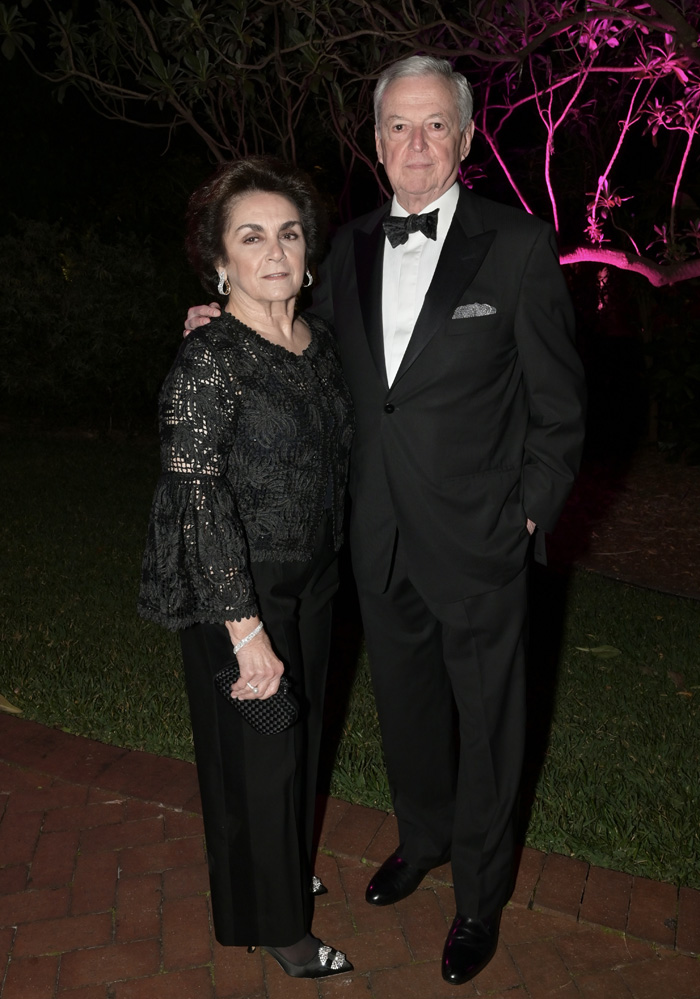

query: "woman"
xmin=138 ymin=158 xmax=354 ymax=979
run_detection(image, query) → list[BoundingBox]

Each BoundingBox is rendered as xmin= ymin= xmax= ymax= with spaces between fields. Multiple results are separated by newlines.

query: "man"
xmin=187 ymin=55 xmax=586 ymax=985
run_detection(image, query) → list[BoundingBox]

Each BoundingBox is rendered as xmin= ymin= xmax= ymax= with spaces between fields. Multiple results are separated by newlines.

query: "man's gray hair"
xmin=374 ymin=56 xmax=474 ymax=130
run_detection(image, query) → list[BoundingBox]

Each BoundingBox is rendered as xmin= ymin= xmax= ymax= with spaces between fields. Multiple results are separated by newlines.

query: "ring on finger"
xmin=246 ymin=681 xmax=259 ymax=694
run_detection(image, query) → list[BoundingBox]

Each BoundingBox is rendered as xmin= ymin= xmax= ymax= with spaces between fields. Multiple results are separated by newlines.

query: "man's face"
xmin=375 ymin=74 xmax=474 ymax=214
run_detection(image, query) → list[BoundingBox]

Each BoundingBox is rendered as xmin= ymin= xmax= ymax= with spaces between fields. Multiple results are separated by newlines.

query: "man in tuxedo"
xmin=186 ymin=55 xmax=585 ymax=985
xmin=312 ymin=55 xmax=585 ymax=985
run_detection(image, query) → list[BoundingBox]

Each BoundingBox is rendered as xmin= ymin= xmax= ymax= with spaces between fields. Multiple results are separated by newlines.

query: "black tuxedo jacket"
xmin=313 ymin=185 xmax=586 ymax=602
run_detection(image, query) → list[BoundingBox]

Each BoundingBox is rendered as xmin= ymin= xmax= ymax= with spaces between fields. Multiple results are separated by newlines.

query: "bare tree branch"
xmin=1 ymin=0 xmax=698 ymax=284
xmin=560 ymin=246 xmax=700 ymax=286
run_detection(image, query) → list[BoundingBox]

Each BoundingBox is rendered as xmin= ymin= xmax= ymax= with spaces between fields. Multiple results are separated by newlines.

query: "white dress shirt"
xmin=382 ymin=183 xmax=460 ymax=385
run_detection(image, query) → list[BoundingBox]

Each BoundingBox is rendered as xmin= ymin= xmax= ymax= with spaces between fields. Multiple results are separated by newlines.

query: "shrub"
xmin=646 ymin=279 xmax=700 ymax=463
xmin=0 ymin=218 xmax=187 ymax=431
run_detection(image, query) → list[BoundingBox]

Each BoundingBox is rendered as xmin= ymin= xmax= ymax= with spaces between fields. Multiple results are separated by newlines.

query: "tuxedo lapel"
xmin=354 ymin=212 xmax=389 ymax=389
xmin=393 ymin=190 xmax=496 ymax=384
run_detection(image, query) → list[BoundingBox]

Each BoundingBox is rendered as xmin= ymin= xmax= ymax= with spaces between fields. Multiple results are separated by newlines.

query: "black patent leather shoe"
xmin=441 ymin=910 xmax=502 ymax=984
xmin=365 ymin=852 xmax=430 ymax=906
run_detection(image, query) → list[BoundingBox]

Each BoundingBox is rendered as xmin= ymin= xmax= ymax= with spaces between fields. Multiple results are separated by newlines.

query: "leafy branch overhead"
xmin=2 ymin=0 xmax=699 ymax=285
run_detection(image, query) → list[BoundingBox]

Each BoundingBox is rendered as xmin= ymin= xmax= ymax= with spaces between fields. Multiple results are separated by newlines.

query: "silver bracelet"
xmin=233 ymin=621 xmax=264 ymax=655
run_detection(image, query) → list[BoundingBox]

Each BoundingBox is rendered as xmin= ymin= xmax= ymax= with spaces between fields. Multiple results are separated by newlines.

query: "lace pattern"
xmin=138 ymin=312 xmax=353 ymax=631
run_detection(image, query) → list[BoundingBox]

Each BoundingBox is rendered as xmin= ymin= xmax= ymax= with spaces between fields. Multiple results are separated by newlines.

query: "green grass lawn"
xmin=1 ymin=428 xmax=698 ymax=887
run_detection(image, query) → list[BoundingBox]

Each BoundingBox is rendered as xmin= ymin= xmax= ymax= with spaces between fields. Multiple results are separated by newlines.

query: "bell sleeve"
xmin=137 ymin=335 xmax=259 ymax=630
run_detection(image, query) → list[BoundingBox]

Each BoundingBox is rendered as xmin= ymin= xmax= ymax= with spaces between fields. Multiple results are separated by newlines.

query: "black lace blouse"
xmin=138 ymin=311 xmax=354 ymax=631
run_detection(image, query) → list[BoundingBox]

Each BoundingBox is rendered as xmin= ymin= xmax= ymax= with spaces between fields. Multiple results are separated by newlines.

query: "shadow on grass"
xmin=517 ymin=561 xmax=573 ymax=847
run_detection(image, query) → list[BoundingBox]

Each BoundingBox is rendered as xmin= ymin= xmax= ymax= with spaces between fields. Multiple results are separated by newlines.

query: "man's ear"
xmin=375 ymin=128 xmax=384 ymax=166
xmin=460 ymin=121 xmax=476 ymax=161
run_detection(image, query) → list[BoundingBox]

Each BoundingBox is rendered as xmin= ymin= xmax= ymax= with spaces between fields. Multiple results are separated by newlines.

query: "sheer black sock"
xmin=268 ymin=933 xmax=318 ymax=966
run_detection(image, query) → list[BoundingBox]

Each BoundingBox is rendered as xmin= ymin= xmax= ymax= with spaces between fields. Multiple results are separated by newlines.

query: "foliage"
xmin=1 ymin=429 xmax=699 ymax=886
xmin=644 ymin=278 xmax=700 ymax=460
xmin=0 ymin=217 xmax=189 ymax=430
xmin=2 ymin=0 xmax=700 ymax=285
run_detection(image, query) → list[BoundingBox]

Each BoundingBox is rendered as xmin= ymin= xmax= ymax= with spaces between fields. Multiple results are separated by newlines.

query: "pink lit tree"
xmin=2 ymin=0 xmax=699 ymax=287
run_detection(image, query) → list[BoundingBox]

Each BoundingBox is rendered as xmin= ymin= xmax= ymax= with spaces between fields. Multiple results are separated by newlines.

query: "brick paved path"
xmin=1 ymin=714 xmax=698 ymax=998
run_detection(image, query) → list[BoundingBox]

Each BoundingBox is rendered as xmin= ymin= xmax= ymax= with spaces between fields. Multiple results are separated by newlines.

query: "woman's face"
xmin=219 ymin=191 xmax=306 ymax=307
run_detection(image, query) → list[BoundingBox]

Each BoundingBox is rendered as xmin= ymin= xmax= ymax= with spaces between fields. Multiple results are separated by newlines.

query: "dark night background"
xmin=1 ymin=38 xmax=698 ymax=459
xmin=1 ymin=54 xmax=210 ymax=432
xmin=1 ymin=56 xmax=202 ymax=247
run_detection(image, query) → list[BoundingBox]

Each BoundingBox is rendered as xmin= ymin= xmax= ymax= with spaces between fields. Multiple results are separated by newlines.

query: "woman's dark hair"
xmin=185 ymin=156 xmax=327 ymax=297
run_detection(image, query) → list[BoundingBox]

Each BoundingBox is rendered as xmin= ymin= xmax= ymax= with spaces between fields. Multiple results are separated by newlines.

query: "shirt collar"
xmin=390 ymin=182 xmax=460 ymax=242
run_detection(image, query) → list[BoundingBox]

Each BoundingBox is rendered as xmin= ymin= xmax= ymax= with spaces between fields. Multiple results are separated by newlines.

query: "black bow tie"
xmin=383 ymin=208 xmax=439 ymax=248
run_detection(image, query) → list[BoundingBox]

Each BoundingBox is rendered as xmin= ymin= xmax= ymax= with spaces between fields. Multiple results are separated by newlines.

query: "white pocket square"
xmin=452 ymin=302 xmax=497 ymax=319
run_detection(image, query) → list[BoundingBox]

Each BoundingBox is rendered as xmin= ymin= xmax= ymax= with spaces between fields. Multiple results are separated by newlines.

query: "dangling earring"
xmin=302 ymin=268 xmax=313 ymax=289
xmin=217 ymin=269 xmax=231 ymax=296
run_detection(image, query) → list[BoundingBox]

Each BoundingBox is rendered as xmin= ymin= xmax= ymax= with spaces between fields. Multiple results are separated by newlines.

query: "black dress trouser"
xmin=179 ymin=514 xmax=339 ymax=947
xmin=356 ymin=533 xmax=529 ymax=918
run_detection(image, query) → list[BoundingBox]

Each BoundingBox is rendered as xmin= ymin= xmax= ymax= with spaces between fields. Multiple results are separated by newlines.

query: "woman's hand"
xmin=224 ymin=619 xmax=284 ymax=699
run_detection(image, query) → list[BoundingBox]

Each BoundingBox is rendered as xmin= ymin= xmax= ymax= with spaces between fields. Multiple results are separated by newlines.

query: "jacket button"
xmin=384 ymin=403 xmax=395 ymax=414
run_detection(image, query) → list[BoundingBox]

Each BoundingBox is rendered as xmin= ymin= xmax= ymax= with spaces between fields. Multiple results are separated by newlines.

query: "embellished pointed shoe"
xmin=441 ymin=910 xmax=502 ymax=984
xmin=262 ymin=942 xmax=353 ymax=979
xmin=311 ymin=875 xmax=328 ymax=896
xmin=365 ymin=852 xmax=430 ymax=906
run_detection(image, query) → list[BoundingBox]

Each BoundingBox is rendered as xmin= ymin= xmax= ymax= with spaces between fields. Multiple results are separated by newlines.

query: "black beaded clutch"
xmin=214 ymin=658 xmax=299 ymax=735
